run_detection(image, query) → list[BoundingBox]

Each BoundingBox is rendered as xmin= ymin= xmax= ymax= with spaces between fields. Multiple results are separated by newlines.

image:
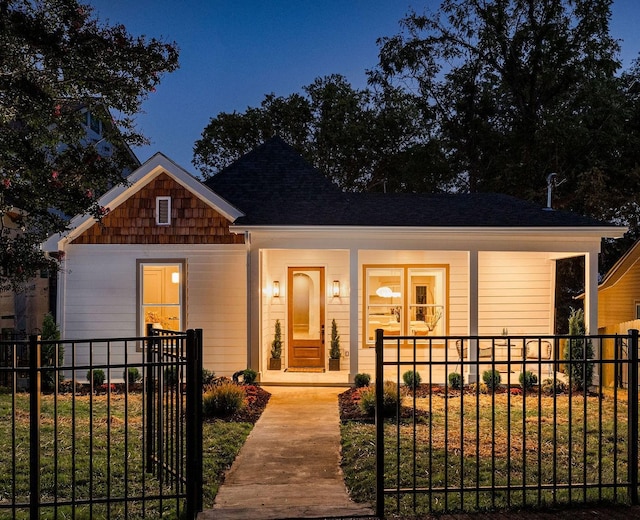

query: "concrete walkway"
xmin=199 ymin=386 xmax=375 ymax=520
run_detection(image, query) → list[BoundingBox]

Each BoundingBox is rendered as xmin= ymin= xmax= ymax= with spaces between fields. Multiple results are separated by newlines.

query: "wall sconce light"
xmin=171 ymin=272 xmax=179 ymax=284
xmin=273 ymin=281 xmax=280 ymax=298
xmin=332 ymin=280 xmax=340 ymax=297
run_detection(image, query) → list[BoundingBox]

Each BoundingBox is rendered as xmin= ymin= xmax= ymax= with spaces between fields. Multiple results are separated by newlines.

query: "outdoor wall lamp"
xmin=273 ymin=281 xmax=280 ymax=298
xmin=332 ymin=280 xmax=340 ymax=297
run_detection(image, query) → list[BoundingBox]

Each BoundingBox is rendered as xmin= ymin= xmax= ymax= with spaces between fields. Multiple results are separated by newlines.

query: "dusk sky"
xmin=88 ymin=0 xmax=640 ymax=176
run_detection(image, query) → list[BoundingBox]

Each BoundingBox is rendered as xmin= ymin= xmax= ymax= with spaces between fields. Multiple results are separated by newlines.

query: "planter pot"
xmin=328 ymin=358 xmax=340 ymax=371
xmin=269 ymin=358 xmax=282 ymax=370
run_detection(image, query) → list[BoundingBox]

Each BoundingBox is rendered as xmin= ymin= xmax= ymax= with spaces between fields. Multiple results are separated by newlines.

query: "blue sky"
xmin=88 ymin=0 xmax=640 ymax=174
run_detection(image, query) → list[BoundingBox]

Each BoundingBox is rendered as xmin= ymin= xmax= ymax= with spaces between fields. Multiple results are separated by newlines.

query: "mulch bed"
xmin=339 ymin=386 xmax=431 ymax=422
xmin=212 ymin=384 xmax=271 ymax=424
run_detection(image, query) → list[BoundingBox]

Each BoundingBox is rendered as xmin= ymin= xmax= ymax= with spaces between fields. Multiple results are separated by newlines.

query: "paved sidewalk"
xmin=199 ymin=386 xmax=375 ymax=520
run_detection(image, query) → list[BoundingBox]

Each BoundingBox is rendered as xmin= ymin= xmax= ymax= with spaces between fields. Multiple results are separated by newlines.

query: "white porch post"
xmin=247 ymin=235 xmax=260 ymax=372
xmin=584 ymin=249 xmax=599 ymax=336
xmin=468 ymin=249 xmax=479 ymax=383
xmin=584 ymin=248 xmax=600 ymax=385
xmin=349 ymin=247 xmax=359 ymax=381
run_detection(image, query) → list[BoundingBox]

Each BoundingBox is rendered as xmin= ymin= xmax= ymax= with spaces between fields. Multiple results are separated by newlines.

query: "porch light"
xmin=171 ymin=272 xmax=179 ymax=284
xmin=273 ymin=281 xmax=280 ymax=298
xmin=332 ymin=280 xmax=340 ymax=297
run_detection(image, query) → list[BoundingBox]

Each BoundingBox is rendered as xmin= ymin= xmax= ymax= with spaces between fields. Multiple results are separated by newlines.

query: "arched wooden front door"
xmin=287 ymin=267 xmax=325 ymax=368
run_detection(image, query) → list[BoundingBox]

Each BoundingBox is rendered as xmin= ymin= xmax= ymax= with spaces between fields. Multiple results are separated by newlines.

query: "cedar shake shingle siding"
xmin=71 ymin=173 xmax=243 ymax=245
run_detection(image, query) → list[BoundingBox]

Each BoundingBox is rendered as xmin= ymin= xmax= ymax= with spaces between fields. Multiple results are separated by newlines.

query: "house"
xmin=43 ymin=137 xmax=626 ymax=384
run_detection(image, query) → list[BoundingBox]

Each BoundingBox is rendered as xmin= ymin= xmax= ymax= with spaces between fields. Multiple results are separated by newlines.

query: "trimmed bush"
xmin=402 ymin=370 xmax=422 ymax=389
xmin=123 ymin=367 xmax=141 ymax=384
xmin=243 ymin=369 xmax=258 ymax=384
xmin=354 ymin=373 xmax=371 ymax=388
xmin=542 ymin=378 xmax=567 ymax=395
xmin=563 ymin=308 xmax=594 ymax=390
xmin=519 ymin=370 xmax=538 ymax=390
xmin=482 ymin=369 xmax=501 ymax=391
xmin=359 ymin=381 xmax=399 ymax=417
xmin=203 ymin=382 xmax=246 ymax=418
xmin=87 ymin=369 xmax=105 ymax=387
xmin=448 ymin=372 xmax=462 ymax=390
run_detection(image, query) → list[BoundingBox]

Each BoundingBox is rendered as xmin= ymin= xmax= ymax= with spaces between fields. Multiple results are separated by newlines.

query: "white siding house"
xmin=45 ymin=138 xmax=626 ymax=384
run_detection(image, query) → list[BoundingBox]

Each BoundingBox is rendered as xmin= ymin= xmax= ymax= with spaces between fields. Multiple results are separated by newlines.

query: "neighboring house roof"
xmin=43 ymin=152 xmax=243 ymax=251
xmin=206 ymin=136 xmax=622 ymax=230
xmin=596 ymin=240 xmax=640 ymax=291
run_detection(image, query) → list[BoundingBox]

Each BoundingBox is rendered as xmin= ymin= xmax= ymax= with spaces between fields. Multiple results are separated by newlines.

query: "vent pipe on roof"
xmin=545 ymin=172 xmax=557 ymax=211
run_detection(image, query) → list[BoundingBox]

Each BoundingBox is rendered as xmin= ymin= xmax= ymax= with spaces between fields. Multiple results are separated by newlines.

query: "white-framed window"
xmin=156 ymin=196 xmax=171 ymax=225
xmin=138 ymin=261 xmax=184 ymax=335
xmin=86 ymin=111 xmax=102 ymax=135
xmin=364 ymin=265 xmax=447 ymax=345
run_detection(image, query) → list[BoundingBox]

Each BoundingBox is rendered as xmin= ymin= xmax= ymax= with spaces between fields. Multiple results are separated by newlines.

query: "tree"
xmin=193 ymin=74 xmax=452 ymax=192
xmin=0 ymin=0 xmax=179 ymax=290
xmin=371 ymin=0 xmax=640 ymax=228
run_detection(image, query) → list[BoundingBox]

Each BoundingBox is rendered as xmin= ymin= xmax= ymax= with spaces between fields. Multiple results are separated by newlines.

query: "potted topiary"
xmin=269 ymin=319 xmax=282 ymax=370
xmin=329 ymin=319 xmax=341 ymax=371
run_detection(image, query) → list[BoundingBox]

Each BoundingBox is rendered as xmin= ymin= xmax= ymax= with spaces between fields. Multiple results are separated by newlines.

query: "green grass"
xmin=341 ymin=388 xmax=638 ymax=516
xmin=0 ymin=392 xmax=252 ymax=519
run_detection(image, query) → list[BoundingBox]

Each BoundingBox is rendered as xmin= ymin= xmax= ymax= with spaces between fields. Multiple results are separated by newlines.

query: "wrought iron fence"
xmin=0 ymin=327 xmax=203 ymax=520
xmin=374 ymin=330 xmax=640 ymax=518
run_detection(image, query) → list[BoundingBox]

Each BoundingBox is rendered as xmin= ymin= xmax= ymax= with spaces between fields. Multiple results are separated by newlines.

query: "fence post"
xmin=29 ymin=335 xmax=41 ymax=520
xmin=375 ymin=328 xmax=385 ymax=519
xmin=146 ymin=324 xmax=155 ymax=473
xmin=186 ymin=329 xmax=203 ymax=519
xmin=629 ymin=329 xmax=639 ymax=505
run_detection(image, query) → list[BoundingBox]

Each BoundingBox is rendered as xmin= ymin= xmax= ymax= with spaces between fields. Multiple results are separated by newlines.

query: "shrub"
xmin=164 ymin=367 xmax=178 ymax=387
xmin=243 ymin=368 xmax=258 ymax=384
xmin=519 ymin=370 xmax=538 ymax=390
xmin=354 ymin=373 xmax=371 ymax=388
xmin=359 ymin=381 xmax=399 ymax=417
xmin=123 ymin=367 xmax=141 ymax=384
xmin=329 ymin=319 xmax=341 ymax=359
xmin=482 ymin=369 xmax=501 ymax=391
xmin=542 ymin=378 xmax=567 ymax=395
xmin=203 ymin=382 xmax=246 ymax=418
xmin=402 ymin=370 xmax=422 ymax=389
xmin=448 ymin=372 xmax=462 ymax=390
xmin=563 ymin=308 xmax=594 ymax=390
xmin=202 ymin=368 xmax=216 ymax=386
xmin=271 ymin=319 xmax=282 ymax=359
xmin=87 ymin=369 xmax=105 ymax=387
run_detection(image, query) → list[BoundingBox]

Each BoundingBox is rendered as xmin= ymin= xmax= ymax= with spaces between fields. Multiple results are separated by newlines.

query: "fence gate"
xmin=0 ymin=327 xmax=203 ymax=520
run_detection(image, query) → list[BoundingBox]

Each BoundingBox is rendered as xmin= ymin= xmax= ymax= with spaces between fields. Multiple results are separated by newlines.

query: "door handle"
xmin=321 ymin=324 xmax=325 ymax=344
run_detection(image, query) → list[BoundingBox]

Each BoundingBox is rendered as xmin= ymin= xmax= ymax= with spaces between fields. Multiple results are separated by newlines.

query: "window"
xmin=364 ymin=265 xmax=447 ymax=345
xmin=86 ymin=111 xmax=102 ymax=135
xmin=636 ymin=302 xmax=640 ymax=320
xmin=139 ymin=262 xmax=183 ymax=334
xmin=156 ymin=196 xmax=171 ymax=225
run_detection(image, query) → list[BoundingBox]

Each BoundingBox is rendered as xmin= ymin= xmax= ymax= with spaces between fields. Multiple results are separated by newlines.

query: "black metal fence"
xmin=0 ymin=327 xmax=203 ymax=520
xmin=375 ymin=330 xmax=640 ymax=518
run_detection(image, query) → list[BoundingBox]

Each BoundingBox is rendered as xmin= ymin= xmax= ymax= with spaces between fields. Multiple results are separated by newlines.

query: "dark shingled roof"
xmin=205 ymin=137 xmax=615 ymax=228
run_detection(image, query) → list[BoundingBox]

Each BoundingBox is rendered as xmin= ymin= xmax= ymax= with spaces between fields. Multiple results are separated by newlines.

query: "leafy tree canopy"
xmin=0 ymin=0 xmax=179 ymax=290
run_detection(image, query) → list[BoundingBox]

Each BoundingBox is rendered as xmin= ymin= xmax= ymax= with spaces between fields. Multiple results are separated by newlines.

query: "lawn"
xmin=340 ymin=385 xmax=637 ymax=517
xmin=0 ymin=389 xmax=262 ymax=519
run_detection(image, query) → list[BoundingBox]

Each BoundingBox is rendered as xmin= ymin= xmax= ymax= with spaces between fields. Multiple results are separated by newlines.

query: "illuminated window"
xmin=364 ymin=265 xmax=447 ymax=345
xmin=139 ymin=262 xmax=183 ymax=334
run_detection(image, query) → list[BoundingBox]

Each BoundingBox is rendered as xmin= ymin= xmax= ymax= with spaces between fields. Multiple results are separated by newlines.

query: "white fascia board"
xmin=230 ymin=225 xmax=628 ymax=240
xmin=42 ymin=152 xmax=244 ymax=252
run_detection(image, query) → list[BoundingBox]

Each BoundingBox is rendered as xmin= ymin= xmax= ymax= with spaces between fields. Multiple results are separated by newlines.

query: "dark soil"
xmin=338 ymin=386 xmax=430 ymax=422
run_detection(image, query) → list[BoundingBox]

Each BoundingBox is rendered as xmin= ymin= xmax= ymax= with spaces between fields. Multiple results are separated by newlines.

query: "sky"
xmin=87 ymin=0 xmax=640 ymax=175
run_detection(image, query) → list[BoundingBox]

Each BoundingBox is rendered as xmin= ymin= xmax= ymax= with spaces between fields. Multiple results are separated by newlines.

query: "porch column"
xmin=584 ymin=249 xmax=599 ymax=336
xmin=349 ymin=247 xmax=358 ymax=381
xmin=247 ymin=236 xmax=260 ymax=372
xmin=467 ymin=249 xmax=479 ymax=383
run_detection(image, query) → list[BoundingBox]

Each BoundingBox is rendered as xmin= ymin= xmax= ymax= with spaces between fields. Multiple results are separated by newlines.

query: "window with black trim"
xmin=139 ymin=262 xmax=183 ymax=334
